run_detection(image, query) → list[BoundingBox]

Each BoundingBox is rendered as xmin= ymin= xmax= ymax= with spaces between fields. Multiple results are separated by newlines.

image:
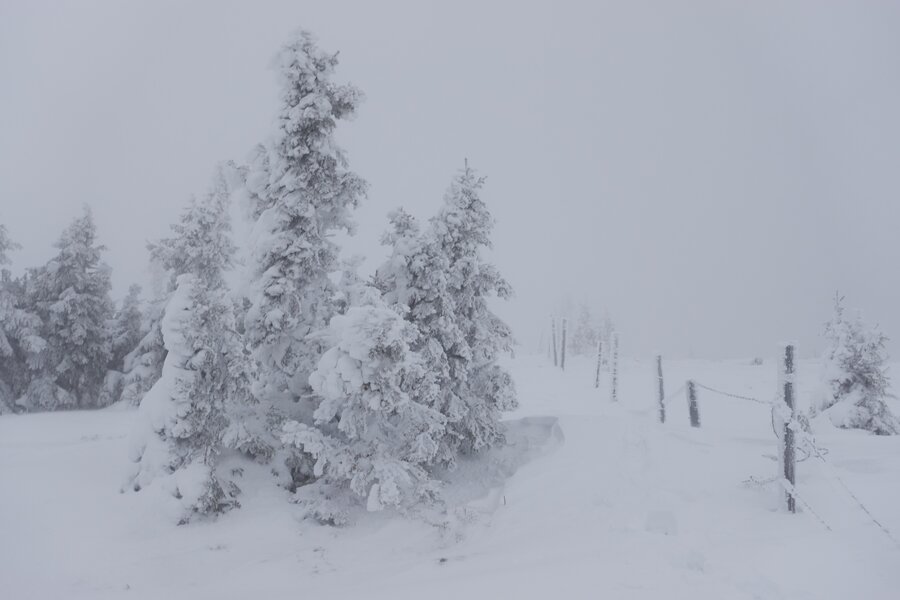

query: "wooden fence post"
xmin=551 ymin=317 xmax=558 ymax=367
xmin=687 ymin=380 xmax=700 ymax=427
xmin=560 ymin=318 xmax=567 ymax=371
xmin=656 ymin=355 xmax=665 ymax=423
xmin=594 ymin=339 xmax=603 ymax=389
xmin=610 ymin=333 xmax=619 ymax=401
xmin=783 ymin=344 xmax=796 ymax=513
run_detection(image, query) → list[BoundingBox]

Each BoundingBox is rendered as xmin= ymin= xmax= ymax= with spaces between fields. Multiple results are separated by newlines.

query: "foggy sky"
xmin=2 ymin=0 xmax=900 ymax=360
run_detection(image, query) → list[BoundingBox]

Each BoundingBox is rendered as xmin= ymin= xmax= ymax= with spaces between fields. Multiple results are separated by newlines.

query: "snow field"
xmin=1 ymin=353 xmax=899 ymax=599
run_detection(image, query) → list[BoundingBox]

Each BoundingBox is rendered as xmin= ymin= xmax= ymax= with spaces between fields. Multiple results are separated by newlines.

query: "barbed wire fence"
xmin=653 ymin=349 xmax=900 ymax=553
xmin=544 ymin=334 xmax=897 ymax=550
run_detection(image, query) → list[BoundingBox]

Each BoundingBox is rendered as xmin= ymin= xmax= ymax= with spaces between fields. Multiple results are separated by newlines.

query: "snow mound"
xmin=441 ymin=416 xmax=564 ymax=514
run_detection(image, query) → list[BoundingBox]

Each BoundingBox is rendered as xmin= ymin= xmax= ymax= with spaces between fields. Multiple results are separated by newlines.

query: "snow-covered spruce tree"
xmin=812 ymin=294 xmax=899 ymax=435
xmin=281 ymin=295 xmax=446 ymax=522
xmin=0 ymin=227 xmax=45 ymax=413
xmin=128 ymin=168 xmax=257 ymax=520
xmin=240 ymin=31 xmax=366 ymax=479
xmin=376 ymin=165 xmax=517 ymax=467
xmin=23 ymin=207 xmax=113 ymax=410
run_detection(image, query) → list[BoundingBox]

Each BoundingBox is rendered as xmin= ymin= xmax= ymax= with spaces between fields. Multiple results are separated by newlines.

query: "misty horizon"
xmin=3 ymin=0 xmax=900 ymax=360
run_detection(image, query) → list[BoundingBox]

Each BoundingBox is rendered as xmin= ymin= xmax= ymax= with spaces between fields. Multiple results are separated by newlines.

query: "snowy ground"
xmin=2 ymin=353 xmax=899 ymax=599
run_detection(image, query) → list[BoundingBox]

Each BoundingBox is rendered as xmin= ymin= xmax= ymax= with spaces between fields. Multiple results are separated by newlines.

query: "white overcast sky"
xmin=2 ymin=0 xmax=900 ymax=359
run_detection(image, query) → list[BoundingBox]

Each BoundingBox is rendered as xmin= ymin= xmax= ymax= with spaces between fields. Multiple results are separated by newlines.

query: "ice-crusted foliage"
xmin=376 ymin=166 xmax=517 ymax=467
xmin=281 ymin=300 xmax=445 ymax=521
xmin=813 ymin=294 xmax=898 ymax=435
xmin=241 ymin=30 xmax=367 ymax=407
xmin=129 ymin=173 xmax=259 ymax=520
xmin=23 ymin=208 xmax=113 ymax=410
xmin=0 ymin=228 xmax=45 ymax=413
xmin=149 ymin=171 xmax=237 ymax=293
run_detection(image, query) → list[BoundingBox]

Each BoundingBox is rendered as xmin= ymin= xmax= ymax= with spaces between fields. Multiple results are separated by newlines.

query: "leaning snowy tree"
xmin=376 ymin=164 xmax=518 ymax=468
xmin=281 ymin=294 xmax=447 ymax=523
xmin=128 ymin=167 xmax=257 ymax=521
xmin=239 ymin=31 xmax=367 ymax=482
xmin=812 ymin=293 xmax=899 ymax=435
xmin=23 ymin=207 xmax=114 ymax=410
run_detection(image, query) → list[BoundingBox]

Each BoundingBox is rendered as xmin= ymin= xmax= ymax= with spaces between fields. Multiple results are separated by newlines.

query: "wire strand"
xmin=693 ymin=381 xmax=771 ymax=405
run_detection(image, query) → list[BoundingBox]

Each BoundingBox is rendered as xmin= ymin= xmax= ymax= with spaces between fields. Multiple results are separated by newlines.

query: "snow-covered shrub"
xmin=812 ymin=294 xmax=898 ymax=435
xmin=281 ymin=300 xmax=445 ymax=522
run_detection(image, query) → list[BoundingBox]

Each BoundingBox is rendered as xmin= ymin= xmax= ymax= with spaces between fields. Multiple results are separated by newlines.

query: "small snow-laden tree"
xmin=23 ymin=207 xmax=114 ymax=410
xmin=128 ymin=275 xmax=238 ymax=520
xmin=109 ymin=284 xmax=145 ymax=370
xmin=128 ymin=168 xmax=261 ymax=521
xmin=281 ymin=298 xmax=445 ymax=523
xmin=570 ymin=304 xmax=599 ymax=356
xmin=99 ymin=284 xmax=145 ymax=406
xmin=812 ymin=294 xmax=899 ymax=435
xmin=373 ymin=209 xmax=421 ymax=307
xmin=376 ymin=166 xmax=517 ymax=468
xmin=118 ymin=294 xmax=165 ymax=406
xmin=120 ymin=164 xmax=248 ymax=410
xmin=117 ymin=258 xmax=173 ymax=406
xmin=241 ymin=30 xmax=367 ymax=416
